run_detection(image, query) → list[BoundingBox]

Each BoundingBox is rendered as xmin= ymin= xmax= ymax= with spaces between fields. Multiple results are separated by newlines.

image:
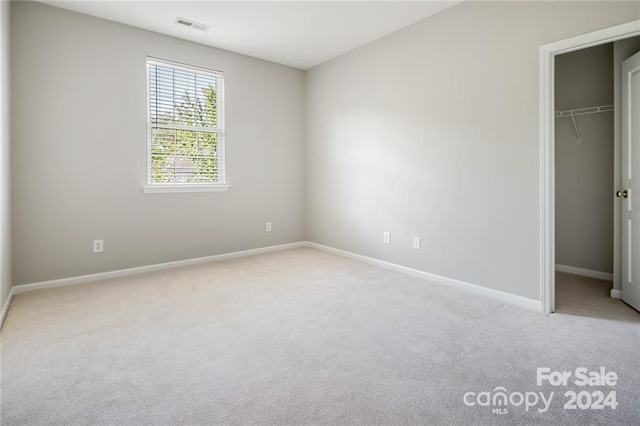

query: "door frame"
xmin=540 ymin=20 xmax=640 ymax=314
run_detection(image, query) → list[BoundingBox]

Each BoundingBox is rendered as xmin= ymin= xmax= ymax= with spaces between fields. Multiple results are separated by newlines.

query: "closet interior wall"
xmin=555 ymin=44 xmax=614 ymax=277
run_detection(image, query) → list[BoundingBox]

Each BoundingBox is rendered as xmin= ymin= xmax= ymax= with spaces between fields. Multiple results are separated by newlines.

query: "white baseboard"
xmin=0 ymin=287 xmax=14 ymax=331
xmin=11 ymin=242 xmax=306 ymax=296
xmin=306 ymin=242 xmax=541 ymax=312
xmin=610 ymin=289 xmax=622 ymax=299
xmin=3 ymin=240 xmax=541 ymax=330
xmin=555 ymin=264 xmax=613 ymax=282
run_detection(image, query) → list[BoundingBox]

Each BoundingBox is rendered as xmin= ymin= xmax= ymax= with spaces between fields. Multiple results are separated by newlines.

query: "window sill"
xmin=142 ymin=184 xmax=230 ymax=194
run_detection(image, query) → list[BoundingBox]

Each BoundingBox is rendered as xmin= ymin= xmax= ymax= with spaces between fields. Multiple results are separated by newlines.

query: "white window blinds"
xmin=147 ymin=58 xmax=225 ymax=185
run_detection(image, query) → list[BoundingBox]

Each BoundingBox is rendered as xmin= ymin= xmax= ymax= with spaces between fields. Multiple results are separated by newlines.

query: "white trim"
xmin=555 ymin=264 xmax=613 ymax=282
xmin=307 ymin=242 xmax=541 ymax=312
xmin=142 ymin=184 xmax=230 ymax=193
xmin=0 ymin=287 xmax=13 ymax=331
xmin=540 ymin=44 xmax=555 ymax=315
xmin=610 ymin=289 xmax=622 ymax=299
xmin=540 ymin=20 xmax=640 ymax=315
xmin=217 ymin=67 xmax=226 ymax=184
xmin=147 ymin=56 xmax=224 ymax=78
xmin=12 ymin=242 xmax=305 ymax=295
xmin=542 ymin=21 xmax=640 ymax=55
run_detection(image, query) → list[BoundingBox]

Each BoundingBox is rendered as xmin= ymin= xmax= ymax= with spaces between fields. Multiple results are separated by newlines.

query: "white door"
xmin=621 ymin=51 xmax=640 ymax=312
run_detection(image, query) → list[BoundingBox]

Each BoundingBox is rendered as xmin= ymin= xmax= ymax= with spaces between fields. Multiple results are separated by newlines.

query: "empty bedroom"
xmin=1 ymin=1 xmax=639 ymax=424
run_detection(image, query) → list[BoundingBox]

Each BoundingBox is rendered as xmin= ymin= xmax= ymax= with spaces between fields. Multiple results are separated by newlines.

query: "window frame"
xmin=143 ymin=57 xmax=229 ymax=193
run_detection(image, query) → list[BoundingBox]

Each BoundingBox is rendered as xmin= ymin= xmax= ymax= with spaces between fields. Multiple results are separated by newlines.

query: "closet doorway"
xmin=539 ymin=21 xmax=640 ymax=314
xmin=554 ymin=44 xmax=616 ymax=312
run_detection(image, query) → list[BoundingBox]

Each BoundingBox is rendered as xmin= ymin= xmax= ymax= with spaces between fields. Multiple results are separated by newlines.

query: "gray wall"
xmin=1 ymin=0 xmax=10 ymax=307
xmin=10 ymin=2 xmax=306 ymax=285
xmin=555 ymin=44 xmax=614 ymax=274
xmin=613 ymin=36 xmax=640 ymax=290
xmin=305 ymin=1 xmax=639 ymax=300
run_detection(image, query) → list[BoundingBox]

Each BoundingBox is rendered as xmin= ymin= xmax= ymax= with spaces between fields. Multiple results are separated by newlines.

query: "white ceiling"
xmin=38 ymin=1 xmax=460 ymax=69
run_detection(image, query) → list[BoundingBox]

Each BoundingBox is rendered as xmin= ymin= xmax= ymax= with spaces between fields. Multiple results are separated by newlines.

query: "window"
xmin=144 ymin=58 xmax=227 ymax=193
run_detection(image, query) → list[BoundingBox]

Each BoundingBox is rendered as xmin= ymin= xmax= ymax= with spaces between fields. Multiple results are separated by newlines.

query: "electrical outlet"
xmin=93 ymin=239 xmax=104 ymax=253
xmin=413 ymin=237 xmax=421 ymax=250
xmin=265 ymin=222 xmax=272 ymax=233
xmin=383 ymin=231 xmax=390 ymax=244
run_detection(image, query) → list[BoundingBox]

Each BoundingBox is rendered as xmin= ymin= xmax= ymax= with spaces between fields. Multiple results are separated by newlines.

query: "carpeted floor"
xmin=1 ymin=248 xmax=638 ymax=425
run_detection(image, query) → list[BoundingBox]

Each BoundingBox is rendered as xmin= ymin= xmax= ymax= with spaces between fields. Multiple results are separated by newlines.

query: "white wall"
xmin=305 ymin=1 xmax=639 ymax=300
xmin=555 ymin=44 xmax=614 ymax=275
xmin=10 ymin=2 xmax=306 ymax=285
xmin=0 ymin=0 xmax=11 ymax=307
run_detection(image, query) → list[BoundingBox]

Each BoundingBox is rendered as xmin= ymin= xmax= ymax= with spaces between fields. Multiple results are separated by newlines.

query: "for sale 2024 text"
xmin=537 ymin=367 xmax=618 ymax=411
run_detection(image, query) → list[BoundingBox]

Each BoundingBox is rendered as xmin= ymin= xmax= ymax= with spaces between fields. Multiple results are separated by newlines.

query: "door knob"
xmin=616 ymin=189 xmax=629 ymax=199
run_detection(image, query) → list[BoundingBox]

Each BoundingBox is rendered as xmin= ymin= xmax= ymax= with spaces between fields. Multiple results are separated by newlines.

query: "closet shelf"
xmin=555 ymin=104 xmax=613 ymax=144
xmin=555 ymin=104 xmax=614 ymax=118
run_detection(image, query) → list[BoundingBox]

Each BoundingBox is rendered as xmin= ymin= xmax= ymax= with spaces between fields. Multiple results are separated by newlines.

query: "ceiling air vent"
xmin=175 ymin=17 xmax=210 ymax=31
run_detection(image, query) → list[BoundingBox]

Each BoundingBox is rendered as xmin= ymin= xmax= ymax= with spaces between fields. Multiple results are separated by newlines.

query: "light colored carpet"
xmin=1 ymin=248 xmax=638 ymax=425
